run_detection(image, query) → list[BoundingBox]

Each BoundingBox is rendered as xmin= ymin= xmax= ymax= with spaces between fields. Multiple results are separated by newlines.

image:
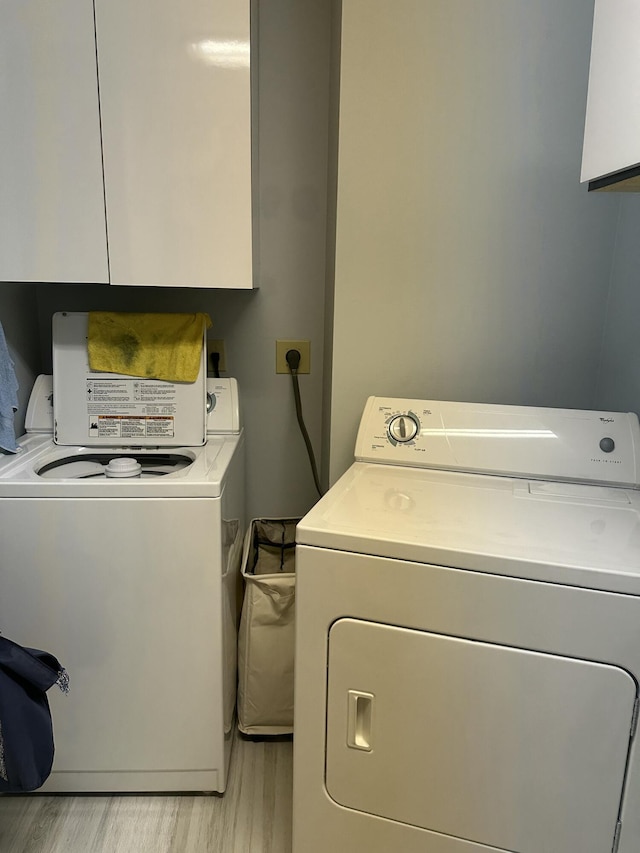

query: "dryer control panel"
xmin=355 ymin=397 xmax=640 ymax=487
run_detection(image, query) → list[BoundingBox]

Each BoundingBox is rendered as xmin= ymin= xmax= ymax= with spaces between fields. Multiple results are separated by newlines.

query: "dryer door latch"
xmin=347 ymin=690 xmax=374 ymax=752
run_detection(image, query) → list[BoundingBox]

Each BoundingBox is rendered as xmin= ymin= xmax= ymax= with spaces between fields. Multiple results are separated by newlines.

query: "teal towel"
xmin=0 ymin=320 xmax=19 ymax=453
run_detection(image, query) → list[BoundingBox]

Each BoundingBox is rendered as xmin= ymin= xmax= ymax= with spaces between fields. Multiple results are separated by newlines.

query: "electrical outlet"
xmin=276 ymin=340 xmax=310 ymax=374
xmin=207 ymin=339 xmax=226 ymax=373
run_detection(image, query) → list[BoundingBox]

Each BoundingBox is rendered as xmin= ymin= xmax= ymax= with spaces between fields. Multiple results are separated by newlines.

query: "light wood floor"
xmin=0 ymin=732 xmax=293 ymax=853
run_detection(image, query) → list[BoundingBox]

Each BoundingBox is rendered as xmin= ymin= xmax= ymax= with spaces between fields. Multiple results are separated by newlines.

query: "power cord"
xmin=286 ymin=348 xmax=324 ymax=497
xmin=209 ymin=351 xmax=221 ymax=378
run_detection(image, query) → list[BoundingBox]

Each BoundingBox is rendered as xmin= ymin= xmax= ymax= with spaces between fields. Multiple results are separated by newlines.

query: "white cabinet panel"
xmin=95 ymin=0 xmax=253 ymax=288
xmin=327 ymin=618 xmax=635 ymax=853
xmin=0 ymin=0 xmax=109 ymax=283
xmin=582 ymin=0 xmax=640 ymax=188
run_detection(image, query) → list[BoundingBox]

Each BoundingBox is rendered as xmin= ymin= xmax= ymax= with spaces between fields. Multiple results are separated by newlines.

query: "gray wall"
xmin=0 ymin=284 xmax=41 ymax=436
xmin=327 ymin=0 xmax=622 ymax=482
xmin=34 ymin=0 xmax=332 ymax=520
xmin=595 ymin=196 xmax=640 ymax=414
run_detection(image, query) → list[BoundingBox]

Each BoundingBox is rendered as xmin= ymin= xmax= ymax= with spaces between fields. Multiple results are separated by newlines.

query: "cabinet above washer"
xmin=95 ymin=0 xmax=254 ymax=288
xmin=0 ymin=0 xmax=255 ymax=288
xmin=0 ymin=0 xmax=109 ymax=284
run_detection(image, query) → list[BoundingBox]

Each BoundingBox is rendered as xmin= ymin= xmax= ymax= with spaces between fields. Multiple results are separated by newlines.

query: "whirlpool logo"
xmin=599 ymin=417 xmax=615 ymax=423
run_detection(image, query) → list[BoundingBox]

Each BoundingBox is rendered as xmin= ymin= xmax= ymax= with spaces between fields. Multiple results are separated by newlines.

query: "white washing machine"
xmin=293 ymin=397 xmax=640 ymax=853
xmin=0 ymin=314 xmax=245 ymax=793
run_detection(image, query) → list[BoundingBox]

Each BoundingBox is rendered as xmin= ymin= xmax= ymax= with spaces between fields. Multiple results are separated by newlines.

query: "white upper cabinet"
xmin=0 ymin=0 xmax=109 ymax=283
xmin=0 ymin=0 xmax=254 ymax=287
xmin=581 ymin=0 xmax=640 ymax=191
xmin=95 ymin=0 xmax=254 ymax=288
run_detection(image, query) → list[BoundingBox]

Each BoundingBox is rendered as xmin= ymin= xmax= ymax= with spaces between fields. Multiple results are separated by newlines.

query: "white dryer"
xmin=0 ymin=315 xmax=245 ymax=793
xmin=293 ymin=397 xmax=640 ymax=853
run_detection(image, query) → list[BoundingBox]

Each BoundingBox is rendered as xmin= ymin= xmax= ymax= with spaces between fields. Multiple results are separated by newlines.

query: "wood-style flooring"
xmin=0 ymin=732 xmax=293 ymax=853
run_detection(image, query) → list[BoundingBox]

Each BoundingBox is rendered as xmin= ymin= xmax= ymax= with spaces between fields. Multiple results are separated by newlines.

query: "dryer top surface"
xmin=298 ymin=461 xmax=640 ymax=595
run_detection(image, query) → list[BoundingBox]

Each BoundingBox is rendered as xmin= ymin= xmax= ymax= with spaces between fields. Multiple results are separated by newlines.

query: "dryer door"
xmin=326 ymin=619 xmax=636 ymax=853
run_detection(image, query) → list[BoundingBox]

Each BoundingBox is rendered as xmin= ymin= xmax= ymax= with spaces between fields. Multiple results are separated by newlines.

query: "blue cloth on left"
xmin=0 ymin=319 xmax=19 ymax=453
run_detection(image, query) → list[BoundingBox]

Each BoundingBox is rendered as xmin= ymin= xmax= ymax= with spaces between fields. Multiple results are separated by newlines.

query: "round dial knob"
xmin=388 ymin=414 xmax=419 ymax=443
xmin=599 ymin=437 xmax=615 ymax=453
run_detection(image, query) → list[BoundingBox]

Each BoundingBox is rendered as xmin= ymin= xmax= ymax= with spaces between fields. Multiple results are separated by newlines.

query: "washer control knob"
xmin=388 ymin=415 xmax=419 ymax=443
xmin=599 ymin=437 xmax=615 ymax=453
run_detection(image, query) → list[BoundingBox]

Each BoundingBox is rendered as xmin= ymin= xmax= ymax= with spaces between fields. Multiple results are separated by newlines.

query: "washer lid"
xmin=24 ymin=374 xmax=242 ymax=437
xmin=297 ymin=462 xmax=640 ymax=594
xmin=52 ymin=312 xmax=207 ymax=448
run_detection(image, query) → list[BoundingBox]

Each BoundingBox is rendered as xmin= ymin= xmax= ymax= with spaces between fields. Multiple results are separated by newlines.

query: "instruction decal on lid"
xmin=86 ymin=379 xmax=177 ymax=438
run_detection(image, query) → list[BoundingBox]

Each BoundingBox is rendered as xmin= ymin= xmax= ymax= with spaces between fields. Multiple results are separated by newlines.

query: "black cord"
xmin=210 ymin=351 xmax=221 ymax=378
xmin=286 ymin=349 xmax=323 ymax=497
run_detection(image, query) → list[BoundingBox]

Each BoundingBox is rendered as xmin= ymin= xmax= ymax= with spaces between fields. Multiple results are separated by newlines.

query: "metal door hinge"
xmin=612 ymin=819 xmax=622 ymax=853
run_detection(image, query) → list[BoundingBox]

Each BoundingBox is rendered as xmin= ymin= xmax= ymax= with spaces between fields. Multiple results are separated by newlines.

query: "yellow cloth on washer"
xmin=87 ymin=311 xmax=212 ymax=383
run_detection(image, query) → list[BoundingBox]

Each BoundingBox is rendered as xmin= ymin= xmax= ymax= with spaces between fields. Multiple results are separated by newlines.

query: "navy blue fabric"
xmin=0 ymin=635 xmax=66 ymax=792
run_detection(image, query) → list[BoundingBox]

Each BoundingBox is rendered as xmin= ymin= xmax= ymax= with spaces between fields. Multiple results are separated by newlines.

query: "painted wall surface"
xmin=0 ymin=284 xmax=40 ymax=436
xmin=32 ymin=0 xmax=331 ymax=520
xmin=595 ymin=196 xmax=640 ymax=414
xmin=328 ymin=0 xmax=621 ymax=482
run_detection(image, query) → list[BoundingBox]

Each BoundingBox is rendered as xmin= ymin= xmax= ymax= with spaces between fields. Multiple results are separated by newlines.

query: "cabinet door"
xmin=581 ymin=0 xmax=640 ymax=186
xmin=95 ymin=0 xmax=253 ymax=289
xmin=0 ymin=0 xmax=109 ymax=283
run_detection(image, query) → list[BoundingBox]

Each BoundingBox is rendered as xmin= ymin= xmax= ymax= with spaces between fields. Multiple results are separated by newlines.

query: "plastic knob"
xmin=388 ymin=415 xmax=419 ymax=443
xmin=599 ymin=437 xmax=615 ymax=453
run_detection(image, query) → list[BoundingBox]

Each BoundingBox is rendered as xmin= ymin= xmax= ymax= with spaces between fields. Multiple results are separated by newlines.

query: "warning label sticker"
xmin=88 ymin=416 xmax=175 ymax=439
xmin=86 ymin=379 xmax=177 ymax=407
xmin=85 ymin=379 xmax=178 ymax=436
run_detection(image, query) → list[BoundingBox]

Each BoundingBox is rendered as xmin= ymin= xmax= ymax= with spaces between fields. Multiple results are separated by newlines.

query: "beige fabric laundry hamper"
xmin=237 ymin=518 xmax=300 ymax=735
